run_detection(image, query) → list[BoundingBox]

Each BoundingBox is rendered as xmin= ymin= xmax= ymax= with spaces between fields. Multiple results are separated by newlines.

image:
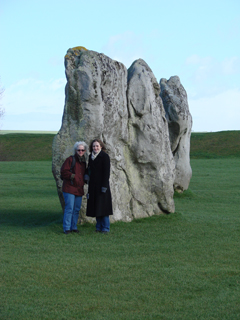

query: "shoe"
xmin=64 ymin=230 xmax=71 ymax=234
xmin=95 ymin=230 xmax=101 ymax=233
xmin=101 ymin=231 xmax=109 ymax=234
xmin=72 ymin=230 xmax=79 ymax=233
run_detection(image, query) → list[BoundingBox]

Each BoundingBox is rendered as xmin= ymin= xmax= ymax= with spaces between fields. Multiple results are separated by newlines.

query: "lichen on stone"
xmin=65 ymin=46 xmax=88 ymax=59
xmin=72 ymin=46 xmax=88 ymax=54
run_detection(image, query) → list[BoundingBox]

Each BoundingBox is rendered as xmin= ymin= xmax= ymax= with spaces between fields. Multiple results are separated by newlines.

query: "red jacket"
xmin=61 ymin=154 xmax=86 ymax=196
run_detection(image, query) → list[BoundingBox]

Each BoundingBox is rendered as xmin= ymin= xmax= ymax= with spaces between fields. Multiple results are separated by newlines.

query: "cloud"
xmin=186 ymin=55 xmax=240 ymax=78
xmin=1 ymin=77 xmax=66 ymax=130
xmin=3 ymin=78 xmax=66 ymax=115
xmin=2 ymin=112 xmax=62 ymax=131
xmin=185 ymin=55 xmax=217 ymax=84
xmin=48 ymin=56 xmax=63 ymax=67
xmin=102 ymin=31 xmax=146 ymax=68
xmin=221 ymin=57 xmax=240 ymax=75
xmin=217 ymin=14 xmax=240 ymax=41
xmin=185 ymin=54 xmax=240 ymax=100
xmin=189 ymin=88 xmax=240 ymax=132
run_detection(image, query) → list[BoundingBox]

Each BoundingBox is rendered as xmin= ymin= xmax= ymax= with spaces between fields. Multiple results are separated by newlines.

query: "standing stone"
xmin=52 ymin=47 xmax=130 ymax=221
xmin=160 ymin=76 xmax=192 ymax=192
xmin=52 ymin=48 xmax=191 ymax=223
xmin=126 ymin=59 xmax=175 ymax=215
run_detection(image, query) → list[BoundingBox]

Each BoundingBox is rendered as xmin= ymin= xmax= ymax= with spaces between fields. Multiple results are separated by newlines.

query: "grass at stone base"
xmin=0 ymin=159 xmax=240 ymax=319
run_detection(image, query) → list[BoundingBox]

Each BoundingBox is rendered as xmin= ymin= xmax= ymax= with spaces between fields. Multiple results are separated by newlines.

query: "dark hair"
xmin=89 ymin=139 xmax=106 ymax=153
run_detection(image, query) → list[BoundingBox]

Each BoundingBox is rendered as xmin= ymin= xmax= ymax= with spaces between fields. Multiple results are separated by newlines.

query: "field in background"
xmin=190 ymin=131 xmax=240 ymax=158
xmin=0 ymin=130 xmax=58 ymax=135
xmin=0 ymin=130 xmax=240 ymax=161
xmin=0 ymin=132 xmax=240 ymax=319
xmin=0 ymin=133 xmax=55 ymax=161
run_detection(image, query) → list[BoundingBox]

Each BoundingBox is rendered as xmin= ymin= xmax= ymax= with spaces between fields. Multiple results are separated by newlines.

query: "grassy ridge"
xmin=0 ymin=131 xmax=239 ymax=161
xmin=0 ymin=133 xmax=54 ymax=161
xmin=190 ymin=131 xmax=240 ymax=158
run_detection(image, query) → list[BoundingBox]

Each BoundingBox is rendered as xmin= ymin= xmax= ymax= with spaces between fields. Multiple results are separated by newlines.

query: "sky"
xmin=0 ymin=0 xmax=239 ymax=132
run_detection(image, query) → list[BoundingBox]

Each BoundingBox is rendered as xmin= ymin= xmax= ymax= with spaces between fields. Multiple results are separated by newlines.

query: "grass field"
xmin=0 ymin=130 xmax=240 ymax=161
xmin=0 ymin=132 xmax=240 ymax=319
xmin=0 ymin=133 xmax=55 ymax=161
xmin=190 ymin=131 xmax=240 ymax=158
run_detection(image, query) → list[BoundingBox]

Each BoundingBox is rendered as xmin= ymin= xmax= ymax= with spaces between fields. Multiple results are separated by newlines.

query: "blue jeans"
xmin=96 ymin=216 xmax=110 ymax=232
xmin=63 ymin=192 xmax=82 ymax=232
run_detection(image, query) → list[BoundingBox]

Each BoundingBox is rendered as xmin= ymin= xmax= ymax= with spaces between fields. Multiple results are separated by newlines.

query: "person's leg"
xmin=96 ymin=217 xmax=102 ymax=232
xmin=101 ymin=216 xmax=110 ymax=232
xmin=71 ymin=196 xmax=82 ymax=231
xmin=63 ymin=192 xmax=75 ymax=233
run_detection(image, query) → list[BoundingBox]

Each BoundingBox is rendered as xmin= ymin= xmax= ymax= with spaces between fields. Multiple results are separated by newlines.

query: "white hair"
xmin=73 ymin=141 xmax=88 ymax=152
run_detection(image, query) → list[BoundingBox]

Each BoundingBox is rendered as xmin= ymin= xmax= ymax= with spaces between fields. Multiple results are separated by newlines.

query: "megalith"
xmin=160 ymin=76 xmax=192 ymax=192
xmin=52 ymin=47 xmax=130 ymax=221
xmin=126 ymin=59 xmax=175 ymax=215
xmin=52 ymin=47 xmax=192 ymax=222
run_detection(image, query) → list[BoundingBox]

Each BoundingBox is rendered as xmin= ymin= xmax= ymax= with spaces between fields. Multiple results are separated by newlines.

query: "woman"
xmin=61 ymin=141 xmax=87 ymax=234
xmin=86 ymin=139 xmax=113 ymax=233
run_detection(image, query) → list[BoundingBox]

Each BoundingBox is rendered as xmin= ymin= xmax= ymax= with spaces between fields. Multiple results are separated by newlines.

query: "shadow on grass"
xmin=0 ymin=208 xmax=62 ymax=228
xmin=0 ymin=208 xmax=97 ymax=235
xmin=0 ymin=207 xmax=185 ymax=238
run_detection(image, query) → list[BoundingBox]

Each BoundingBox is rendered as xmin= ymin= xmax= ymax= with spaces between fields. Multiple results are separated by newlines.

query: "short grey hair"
xmin=73 ymin=141 xmax=88 ymax=153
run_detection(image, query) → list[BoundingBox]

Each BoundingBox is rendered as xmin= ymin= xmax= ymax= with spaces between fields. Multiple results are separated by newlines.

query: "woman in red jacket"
xmin=61 ymin=141 xmax=87 ymax=234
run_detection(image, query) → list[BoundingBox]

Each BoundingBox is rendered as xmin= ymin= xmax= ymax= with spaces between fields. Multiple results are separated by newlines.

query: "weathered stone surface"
xmin=126 ymin=59 xmax=175 ymax=215
xmin=52 ymin=48 xmax=192 ymax=222
xmin=52 ymin=47 xmax=130 ymax=221
xmin=160 ymin=76 xmax=192 ymax=192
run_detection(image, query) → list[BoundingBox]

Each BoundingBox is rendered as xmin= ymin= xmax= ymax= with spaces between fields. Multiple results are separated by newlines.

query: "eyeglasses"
xmin=77 ymin=149 xmax=85 ymax=152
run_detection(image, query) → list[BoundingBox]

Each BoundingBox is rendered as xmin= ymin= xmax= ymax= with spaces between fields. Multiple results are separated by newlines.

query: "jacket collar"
xmin=90 ymin=150 xmax=104 ymax=160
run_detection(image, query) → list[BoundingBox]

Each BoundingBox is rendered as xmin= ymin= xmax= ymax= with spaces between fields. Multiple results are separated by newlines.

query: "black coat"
xmin=86 ymin=151 xmax=113 ymax=218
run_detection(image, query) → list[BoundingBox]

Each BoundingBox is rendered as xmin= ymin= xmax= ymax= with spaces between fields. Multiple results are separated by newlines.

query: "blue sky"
xmin=0 ymin=0 xmax=239 ymax=132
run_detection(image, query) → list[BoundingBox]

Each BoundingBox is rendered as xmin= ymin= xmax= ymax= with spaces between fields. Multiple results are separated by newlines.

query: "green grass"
xmin=1 ymin=130 xmax=240 ymax=161
xmin=190 ymin=131 xmax=240 ymax=158
xmin=0 ymin=133 xmax=55 ymax=161
xmin=1 ymin=158 xmax=240 ymax=319
xmin=0 ymin=130 xmax=58 ymax=135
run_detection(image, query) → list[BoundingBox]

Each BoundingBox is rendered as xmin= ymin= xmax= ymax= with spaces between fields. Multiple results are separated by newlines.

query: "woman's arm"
xmin=101 ymin=153 xmax=110 ymax=191
xmin=60 ymin=157 xmax=75 ymax=181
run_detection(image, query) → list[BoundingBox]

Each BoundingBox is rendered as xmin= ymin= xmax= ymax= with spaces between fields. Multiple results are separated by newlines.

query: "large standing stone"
xmin=126 ymin=59 xmax=175 ymax=215
xmin=52 ymin=47 xmax=191 ymax=222
xmin=160 ymin=76 xmax=192 ymax=192
xmin=52 ymin=47 xmax=130 ymax=221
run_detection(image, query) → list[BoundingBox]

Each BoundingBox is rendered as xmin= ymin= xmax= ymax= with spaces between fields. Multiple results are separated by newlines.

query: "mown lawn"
xmin=0 ymin=158 xmax=240 ymax=319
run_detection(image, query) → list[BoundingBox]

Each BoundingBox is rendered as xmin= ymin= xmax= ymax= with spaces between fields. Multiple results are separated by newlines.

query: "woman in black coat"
xmin=86 ymin=139 xmax=113 ymax=233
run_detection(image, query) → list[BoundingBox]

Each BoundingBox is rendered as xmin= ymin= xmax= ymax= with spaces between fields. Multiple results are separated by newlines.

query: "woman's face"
xmin=92 ymin=141 xmax=102 ymax=154
xmin=76 ymin=145 xmax=86 ymax=156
